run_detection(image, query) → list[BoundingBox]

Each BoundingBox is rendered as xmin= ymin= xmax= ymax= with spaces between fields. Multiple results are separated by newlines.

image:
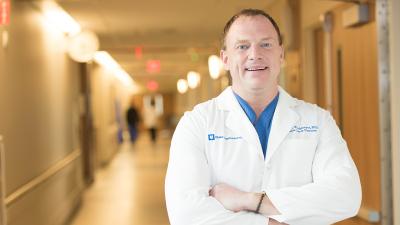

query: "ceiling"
xmin=58 ymin=0 xmax=277 ymax=93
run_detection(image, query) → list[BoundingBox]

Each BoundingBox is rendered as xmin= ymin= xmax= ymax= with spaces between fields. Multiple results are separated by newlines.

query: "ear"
xmin=220 ymin=50 xmax=230 ymax=71
xmin=279 ymin=46 xmax=285 ymax=64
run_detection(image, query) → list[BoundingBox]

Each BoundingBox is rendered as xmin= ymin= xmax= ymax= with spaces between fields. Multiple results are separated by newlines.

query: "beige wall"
xmin=266 ymin=0 xmax=303 ymax=97
xmin=300 ymin=0 xmax=341 ymax=102
xmin=90 ymin=63 xmax=133 ymax=167
xmin=174 ymin=66 xmax=205 ymax=117
xmin=0 ymin=2 xmax=83 ymax=225
xmin=267 ymin=0 xmax=294 ymax=50
xmin=173 ymin=64 xmax=226 ymax=121
xmin=301 ymin=0 xmax=341 ymax=30
xmin=389 ymin=0 xmax=400 ymax=223
xmin=0 ymin=9 xmax=6 ymax=225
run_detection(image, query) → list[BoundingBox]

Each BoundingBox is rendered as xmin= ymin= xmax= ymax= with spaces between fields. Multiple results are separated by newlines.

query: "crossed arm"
xmin=165 ymin=113 xmax=279 ymax=225
xmin=210 ymin=183 xmax=287 ymax=225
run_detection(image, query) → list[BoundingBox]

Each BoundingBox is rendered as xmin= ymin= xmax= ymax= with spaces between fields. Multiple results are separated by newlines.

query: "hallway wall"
xmin=300 ymin=0 xmax=341 ymax=103
xmin=90 ymin=63 xmax=133 ymax=167
xmin=0 ymin=2 xmax=84 ymax=225
xmin=0 ymin=8 xmax=6 ymax=225
xmin=173 ymin=64 xmax=221 ymax=118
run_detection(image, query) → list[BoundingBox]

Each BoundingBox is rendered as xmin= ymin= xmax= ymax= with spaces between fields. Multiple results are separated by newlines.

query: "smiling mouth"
xmin=245 ymin=67 xmax=268 ymax=71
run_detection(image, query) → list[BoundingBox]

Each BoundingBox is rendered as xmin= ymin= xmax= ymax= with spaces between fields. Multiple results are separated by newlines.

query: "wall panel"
xmin=0 ymin=2 xmax=84 ymax=225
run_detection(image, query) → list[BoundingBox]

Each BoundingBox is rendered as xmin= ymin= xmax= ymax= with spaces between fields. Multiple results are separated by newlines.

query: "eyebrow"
xmin=234 ymin=37 xmax=276 ymax=45
xmin=260 ymin=37 xmax=276 ymax=42
xmin=233 ymin=40 xmax=249 ymax=46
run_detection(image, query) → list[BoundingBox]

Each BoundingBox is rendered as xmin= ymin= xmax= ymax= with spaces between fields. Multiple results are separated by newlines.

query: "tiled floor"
xmin=69 ymin=134 xmax=171 ymax=225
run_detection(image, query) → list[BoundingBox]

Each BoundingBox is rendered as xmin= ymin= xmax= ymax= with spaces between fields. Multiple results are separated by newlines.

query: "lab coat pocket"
xmin=275 ymin=139 xmax=317 ymax=186
xmin=206 ymin=137 xmax=254 ymax=188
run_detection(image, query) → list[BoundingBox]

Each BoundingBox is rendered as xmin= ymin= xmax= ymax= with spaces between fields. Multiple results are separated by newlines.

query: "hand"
xmin=210 ymin=183 xmax=285 ymax=223
xmin=209 ymin=183 xmax=252 ymax=212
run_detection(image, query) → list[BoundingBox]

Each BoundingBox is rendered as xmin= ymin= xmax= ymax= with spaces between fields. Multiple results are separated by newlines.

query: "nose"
xmin=248 ymin=45 xmax=262 ymax=61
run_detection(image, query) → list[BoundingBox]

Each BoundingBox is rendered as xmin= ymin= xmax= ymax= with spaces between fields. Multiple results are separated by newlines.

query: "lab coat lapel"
xmin=265 ymin=87 xmax=299 ymax=163
xmin=217 ymin=88 xmax=264 ymax=158
xmin=226 ymin=111 xmax=262 ymax=154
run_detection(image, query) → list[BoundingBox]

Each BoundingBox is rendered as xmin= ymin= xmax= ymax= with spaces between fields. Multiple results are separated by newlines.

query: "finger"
xmin=209 ymin=187 xmax=215 ymax=196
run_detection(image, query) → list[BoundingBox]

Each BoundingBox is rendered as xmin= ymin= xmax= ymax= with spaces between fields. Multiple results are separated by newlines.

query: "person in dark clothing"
xmin=143 ymin=99 xmax=159 ymax=143
xmin=126 ymin=102 xmax=140 ymax=143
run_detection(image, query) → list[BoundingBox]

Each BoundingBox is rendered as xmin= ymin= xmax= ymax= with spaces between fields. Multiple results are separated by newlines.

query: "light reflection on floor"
xmin=69 ymin=134 xmax=170 ymax=225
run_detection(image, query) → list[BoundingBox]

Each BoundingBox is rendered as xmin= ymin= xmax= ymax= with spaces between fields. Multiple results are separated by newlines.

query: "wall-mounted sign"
xmin=135 ymin=46 xmax=142 ymax=60
xmin=146 ymin=60 xmax=160 ymax=74
xmin=146 ymin=80 xmax=159 ymax=91
xmin=0 ymin=0 xmax=10 ymax=26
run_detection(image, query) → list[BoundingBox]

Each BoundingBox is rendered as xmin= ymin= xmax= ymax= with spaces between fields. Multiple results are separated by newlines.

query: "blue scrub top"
xmin=234 ymin=92 xmax=279 ymax=158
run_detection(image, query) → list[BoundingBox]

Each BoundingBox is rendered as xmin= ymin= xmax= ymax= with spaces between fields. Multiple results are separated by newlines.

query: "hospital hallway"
xmin=1 ymin=0 xmax=400 ymax=225
xmin=68 ymin=135 xmax=170 ymax=225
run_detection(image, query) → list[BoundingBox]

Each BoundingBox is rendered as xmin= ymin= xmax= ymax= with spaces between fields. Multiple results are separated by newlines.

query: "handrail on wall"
xmin=0 ymin=135 xmax=6 ymax=225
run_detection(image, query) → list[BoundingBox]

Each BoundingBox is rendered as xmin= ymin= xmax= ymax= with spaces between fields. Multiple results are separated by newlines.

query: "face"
xmin=221 ymin=15 xmax=284 ymax=94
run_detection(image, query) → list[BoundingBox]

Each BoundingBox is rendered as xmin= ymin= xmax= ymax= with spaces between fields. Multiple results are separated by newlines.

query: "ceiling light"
xmin=187 ymin=71 xmax=200 ymax=89
xmin=94 ymin=51 xmax=134 ymax=87
xmin=93 ymin=51 xmax=120 ymax=70
xmin=208 ymin=55 xmax=224 ymax=79
xmin=177 ymin=79 xmax=188 ymax=94
xmin=115 ymin=69 xmax=134 ymax=86
xmin=67 ymin=30 xmax=99 ymax=62
xmin=40 ymin=1 xmax=81 ymax=36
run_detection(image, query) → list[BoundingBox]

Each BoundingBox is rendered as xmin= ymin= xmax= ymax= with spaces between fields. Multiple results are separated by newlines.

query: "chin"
xmin=247 ymin=79 xmax=270 ymax=88
xmin=247 ymin=84 xmax=269 ymax=92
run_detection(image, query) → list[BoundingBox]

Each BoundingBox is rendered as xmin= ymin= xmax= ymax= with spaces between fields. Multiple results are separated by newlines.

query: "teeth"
xmin=246 ymin=67 xmax=267 ymax=71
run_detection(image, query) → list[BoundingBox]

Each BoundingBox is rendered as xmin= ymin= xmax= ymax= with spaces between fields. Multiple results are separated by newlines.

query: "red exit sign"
xmin=146 ymin=60 xmax=160 ymax=74
xmin=0 ymin=0 xmax=10 ymax=26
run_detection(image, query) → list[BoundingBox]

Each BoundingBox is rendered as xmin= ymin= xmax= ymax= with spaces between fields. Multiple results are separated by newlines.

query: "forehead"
xmin=225 ymin=15 xmax=277 ymax=44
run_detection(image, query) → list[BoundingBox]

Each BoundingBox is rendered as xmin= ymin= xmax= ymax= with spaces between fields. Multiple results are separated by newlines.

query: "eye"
xmin=236 ymin=44 xmax=250 ymax=50
xmin=261 ymin=42 xmax=272 ymax=48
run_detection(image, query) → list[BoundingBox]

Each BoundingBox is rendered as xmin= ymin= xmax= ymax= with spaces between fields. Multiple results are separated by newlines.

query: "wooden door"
xmin=79 ymin=63 xmax=96 ymax=186
xmin=314 ymin=27 xmax=328 ymax=109
xmin=329 ymin=3 xmax=382 ymax=225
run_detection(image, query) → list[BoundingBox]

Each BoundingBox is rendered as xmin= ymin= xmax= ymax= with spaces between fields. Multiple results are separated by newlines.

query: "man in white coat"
xmin=165 ymin=9 xmax=361 ymax=225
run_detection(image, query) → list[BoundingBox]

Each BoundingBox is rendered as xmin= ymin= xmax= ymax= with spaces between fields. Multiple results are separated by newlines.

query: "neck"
xmin=233 ymin=85 xmax=278 ymax=118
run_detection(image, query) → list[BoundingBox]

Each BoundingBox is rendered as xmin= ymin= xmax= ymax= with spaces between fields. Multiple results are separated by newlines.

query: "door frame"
xmin=0 ymin=135 xmax=6 ymax=225
xmin=389 ymin=0 xmax=400 ymax=223
xmin=376 ymin=0 xmax=393 ymax=224
xmin=79 ymin=63 xmax=95 ymax=186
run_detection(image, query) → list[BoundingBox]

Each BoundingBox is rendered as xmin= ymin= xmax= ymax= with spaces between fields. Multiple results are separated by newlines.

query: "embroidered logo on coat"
xmin=208 ymin=133 xmax=242 ymax=141
xmin=289 ymin=126 xmax=319 ymax=133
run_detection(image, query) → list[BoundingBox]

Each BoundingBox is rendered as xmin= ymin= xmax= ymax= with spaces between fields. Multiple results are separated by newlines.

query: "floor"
xmin=69 ymin=133 xmax=171 ymax=225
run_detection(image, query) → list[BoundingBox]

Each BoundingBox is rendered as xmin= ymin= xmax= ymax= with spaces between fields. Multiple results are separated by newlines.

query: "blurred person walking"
xmin=143 ymin=99 xmax=159 ymax=143
xmin=126 ymin=99 xmax=140 ymax=143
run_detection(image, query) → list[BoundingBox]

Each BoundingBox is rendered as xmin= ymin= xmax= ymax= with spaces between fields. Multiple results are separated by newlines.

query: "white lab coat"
xmin=143 ymin=106 xmax=159 ymax=128
xmin=165 ymin=87 xmax=361 ymax=225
